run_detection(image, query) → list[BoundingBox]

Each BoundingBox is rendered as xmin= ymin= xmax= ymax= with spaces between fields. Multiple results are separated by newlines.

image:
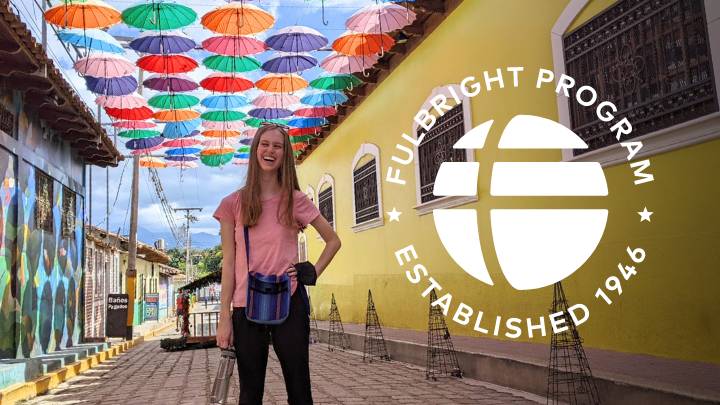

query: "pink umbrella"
xmin=202 ymin=138 xmax=240 ymax=148
xmin=167 ymin=160 xmax=198 ymax=169
xmin=233 ymin=158 xmax=249 ymax=165
xmin=202 ymin=35 xmax=266 ymax=56
xmin=162 ymin=138 xmax=201 ymax=148
xmin=95 ymin=94 xmax=147 ymax=109
xmin=202 ymin=120 xmax=245 ymax=131
xmin=74 ymin=53 xmax=135 ymax=78
xmin=252 ymin=93 xmax=300 ymax=108
xmin=320 ymin=52 xmax=379 ymax=74
xmin=346 ymin=3 xmax=417 ymax=33
xmin=243 ymin=128 xmax=257 ymax=137
xmin=112 ymin=120 xmax=156 ymax=129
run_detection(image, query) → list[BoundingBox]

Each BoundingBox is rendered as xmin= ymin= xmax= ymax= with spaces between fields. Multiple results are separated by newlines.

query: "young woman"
xmin=214 ymin=123 xmax=341 ymax=405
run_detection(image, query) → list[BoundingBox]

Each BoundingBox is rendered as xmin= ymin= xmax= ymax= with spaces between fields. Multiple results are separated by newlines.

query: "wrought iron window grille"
xmin=0 ymin=103 xmax=15 ymax=137
xmin=318 ymin=186 xmax=334 ymax=229
xmin=62 ymin=187 xmax=76 ymax=239
xmin=353 ymin=158 xmax=380 ymax=225
xmin=35 ymin=169 xmax=53 ymax=233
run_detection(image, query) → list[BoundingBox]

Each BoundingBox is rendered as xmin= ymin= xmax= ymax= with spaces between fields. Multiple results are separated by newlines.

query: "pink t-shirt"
xmin=213 ymin=189 xmax=320 ymax=307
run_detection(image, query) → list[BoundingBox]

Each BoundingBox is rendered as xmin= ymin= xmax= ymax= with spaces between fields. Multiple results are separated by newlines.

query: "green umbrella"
xmin=202 ymin=55 xmax=261 ymax=73
xmin=148 ymin=93 xmax=199 ymax=109
xmin=118 ymin=129 xmax=161 ymax=139
xmin=121 ymin=2 xmax=197 ymax=30
xmin=290 ymin=135 xmax=314 ymax=142
xmin=237 ymin=146 xmax=250 ymax=153
xmin=201 ymin=110 xmax=246 ymax=122
xmin=243 ymin=118 xmax=288 ymax=128
xmin=310 ymin=74 xmax=362 ymax=91
xmin=200 ymin=153 xmax=233 ymax=167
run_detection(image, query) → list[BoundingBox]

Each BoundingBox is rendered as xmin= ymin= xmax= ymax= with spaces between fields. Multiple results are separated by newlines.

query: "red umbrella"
xmin=289 ymin=127 xmax=321 ymax=136
xmin=162 ymin=138 xmax=201 ymax=148
xmin=294 ymin=106 xmax=336 ymax=118
xmin=105 ymin=106 xmax=153 ymax=120
xmin=200 ymin=73 xmax=253 ymax=93
xmin=137 ymin=54 xmax=198 ymax=74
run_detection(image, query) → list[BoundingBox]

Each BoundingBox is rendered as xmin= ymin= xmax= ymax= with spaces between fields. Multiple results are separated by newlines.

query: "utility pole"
xmin=174 ymin=208 xmax=202 ymax=283
xmin=125 ymin=155 xmax=139 ymax=340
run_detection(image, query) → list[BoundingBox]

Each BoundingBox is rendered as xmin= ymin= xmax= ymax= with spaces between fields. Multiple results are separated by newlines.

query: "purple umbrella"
xmin=85 ymin=75 xmax=138 ymax=96
xmin=143 ymin=73 xmax=198 ymax=92
xmin=261 ymin=53 xmax=317 ymax=74
xmin=248 ymin=107 xmax=293 ymax=119
xmin=165 ymin=155 xmax=198 ymax=162
xmin=239 ymin=138 xmax=253 ymax=145
xmin=265 ymin=26 xmax=327 ymax=52
xmin=125 ymin=136 xmax=164 ymax=150
xmin=129 ymin=30 xmax=196 ymax=54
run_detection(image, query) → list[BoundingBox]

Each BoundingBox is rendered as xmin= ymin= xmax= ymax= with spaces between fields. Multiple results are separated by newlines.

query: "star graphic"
xmin=387 ymin=208 xmax=402 ymax=222
xmin=638 ymin=207 xmax=653 ymax=222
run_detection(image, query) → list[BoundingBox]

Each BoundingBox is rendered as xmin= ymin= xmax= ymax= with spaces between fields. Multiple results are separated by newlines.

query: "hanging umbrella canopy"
xmin=126 ymin=136 xmax=164 ymax=150
xmin=201 ymin=94 xmax=248 ymax=109
xmin=346 ymin=3 xmax=417 ymax=33
xmin=153 ymin=109 xmax=201 ymax=122
xmin=113 ymin=120 xmax=156 ymax=129
xmin=261 ymin=53 xmax=317 ymax=74
xmin=243 ymin=117 xmax=288 ymax=128
xmin=289 ymin=127 xmax=321 ymax=136
xmin=106 ymin=106 xmax=153 ymax=120
xmin=163 ymin=119 xmax=202 ymax=138
xmin=265 ymin=25 xmax=327 ymax=52
xmin=201 ymin=73 xmax=253 ymax=93
xmin=252 ymin=93 xmax=299 ymax=108
xmin=320 ymin=52 xmax=379 ymax=74
xmin=132 ymin=145 xmax=164 ymax=155
xmin=139 ymin=157 xmax=167 ymax=168
xmin=95 ymin=93 xmax=147 ymax=109
xmin=202 ymin=147 xmax=235 ymax=155
xmin=332 ymin=31 xmax=395 ymax=56
xmin=118 ymin=129 xmax=161 ymax=139
xmin=310 ymin=74 xmax=362 ymax=91
xmin=166 ymin=160 xmax=199 ymax=168
xmin=143 ymin=73 xmax=198 ymax=92
xmin=255 ymin=73 xmax=307 ymax=93
xmin=294 ymin=106 xmax=337 ymax=118
xmin=291 ymin=143 xmax=308 ymax=151
xmin=301 ymin=90 xmax=348 ymax=106
xmin=201 ymin=3 xmax=275 ymax=36
xmin=239 ymin=135 xmax=254 ymax=144
xmin=85 ymin=75 xmax=137 ymax=95
xmin=202 ymin=35 xmax=266 ymax=56
xmin=166 ymin=155 xmax=198 ymax=162
xmin=137 ymin=54 xmax=198 ymax=74
xmin=74 ymin=53 xmax=135 ymax=78
xmin=203 ymin=120 xmax=245 ymax=131
xmin=166 ymin=147 xmax=201 ymax=156
xmin=129 ymin=30 xmax=196 ymax=54
xmin=44 ymin=0 xmax=121 ymax=29
xmin=122 ymin=2 xmax=197 ymax=30
xmin=247 ymin=107 xmax=292 ymax=119
xmin=202 ymin=139 xmax=239 ymax=148
xmin=202 ymin=130 xmax=242 ymax=138
xmin=58 ymin=28 xmax=124 ymax=53
xmin=162 ymin=138 xmax=200 ymax=148
xmin=290 ymin=135 xmax=314 ymax=142
xmin=200 ymin=153 xmax=233 ymax=167
xmin=203 ymin=55 xmax=260 ymax=73
xmin=148 ymin=93 xmax=199 ymax=109
xmin=201 ymin=110 xmax=246 ymax=122
xmin=288 ymin=117 xmax=327 ymax=128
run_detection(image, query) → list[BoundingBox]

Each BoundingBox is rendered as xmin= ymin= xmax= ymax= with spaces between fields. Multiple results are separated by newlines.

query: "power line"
xmin=147 ymin=167 xmax=183 ymax=247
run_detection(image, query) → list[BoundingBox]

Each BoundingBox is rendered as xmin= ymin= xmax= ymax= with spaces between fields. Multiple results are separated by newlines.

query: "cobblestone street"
xmin=21 ymin=333 xmax=543 ymax=405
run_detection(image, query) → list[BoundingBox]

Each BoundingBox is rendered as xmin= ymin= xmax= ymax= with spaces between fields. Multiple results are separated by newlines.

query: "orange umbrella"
xmin=292 ymin=143 xmax=307 ymax=151
xmin=255 ymin=73 xmax=307 ymax=93
xmin=202 ymin=130 xmax=242 ymax=138
xmin=44 ymin=0 xmax=121 ymax=29
xmin=139 ymin=157 xmax=167 ymax=168
xmin=153 ymin=109 xmax=200 ymax=122
xmin=201 ymin=147 xmax=235 ymax=155
xmin=332 ymin=32 xmax=395 ymax=56
xmin=201 ymin=3 xmax=274 ymax=36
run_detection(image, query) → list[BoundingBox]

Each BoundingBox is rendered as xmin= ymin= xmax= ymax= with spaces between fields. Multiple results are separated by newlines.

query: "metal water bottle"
xmin=210 ymin=348 xmax=236 ymax=404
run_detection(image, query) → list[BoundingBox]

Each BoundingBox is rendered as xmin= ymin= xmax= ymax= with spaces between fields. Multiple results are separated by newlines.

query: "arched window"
xmin=317 ymin=174 xmax=336 ymax=231
xmin=351 ymin=143 xmax=383 ymax=231
xmin=305 ymin=185 xmax=315 ymax=205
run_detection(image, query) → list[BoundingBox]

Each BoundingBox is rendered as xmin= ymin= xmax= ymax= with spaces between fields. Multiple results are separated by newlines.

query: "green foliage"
xmin=168 ymin=245 xmax=222 ymax=278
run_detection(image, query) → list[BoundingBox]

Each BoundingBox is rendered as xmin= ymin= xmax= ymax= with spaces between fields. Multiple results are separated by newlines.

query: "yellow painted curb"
xmin=0 ymin=321 xmax=175 ymax=405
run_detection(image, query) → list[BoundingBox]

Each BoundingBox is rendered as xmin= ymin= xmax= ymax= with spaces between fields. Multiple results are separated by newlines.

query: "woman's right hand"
xmin=217 ymin=314 xmax=233 ymax=349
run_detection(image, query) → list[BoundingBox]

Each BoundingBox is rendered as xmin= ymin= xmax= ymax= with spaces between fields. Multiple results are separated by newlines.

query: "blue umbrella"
xmin=166 ymin=155 xmax=198 ymax=162
xmin=239 ymin=138 xmax=253 ymax=145
xmin=300 ymin=91 xmax=348 ymax=106
xmin=265 ymin=26 xmax=327 ymax=52
xmin=166 ymin=147 xmax=201 ymax=156
xmin=248 ymin=108 xmax=293 ymax=119
xmin=261 ymin=53 xmax=317 ymax=74
xmin=58 ymin=29 xmax=124 ymax=53
xmin=162 ymin=119 xmax=201 ymax=138
xmin=201 ymin=94 xmax=248 ymax=109
xmin=125 ymin=136 xmax=164 ymax=150
xmin=235 ymin=152 xmax=250 ymax=159
xmin=129 ymin=30 xmax=196 ymax=54
xmin=85 ymin=75 xmax=138 ymax=96
xmin=288 ymin=117 xmax=327 ymax=128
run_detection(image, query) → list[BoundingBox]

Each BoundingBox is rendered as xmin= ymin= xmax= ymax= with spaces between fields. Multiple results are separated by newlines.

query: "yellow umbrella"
xmin=44 ymin=0 xmax=121 ymax=29
xmin=201 ymin=3 xmax=274 ymax=36
xmin=153 ymin=109 xmax=200 ymax=122
xmin=139 ymin=157 xmax=166 ymax=168
xmin=255 ymin=73 xmax=307 ymax=93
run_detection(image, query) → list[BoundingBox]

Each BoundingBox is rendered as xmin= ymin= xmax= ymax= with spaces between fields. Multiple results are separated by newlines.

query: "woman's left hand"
xmin=286 ymin=264 xmax=297 ymax=278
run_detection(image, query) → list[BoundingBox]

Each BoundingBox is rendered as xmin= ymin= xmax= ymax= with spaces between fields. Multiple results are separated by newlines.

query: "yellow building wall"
xmin=297 ymin=0 xmax=720 ymax=364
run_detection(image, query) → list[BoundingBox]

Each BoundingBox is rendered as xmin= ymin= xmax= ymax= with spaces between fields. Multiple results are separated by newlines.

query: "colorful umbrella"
xmin=201 ymin=3 xmax=275 ymax=36
xmin=265 ymin=25 xmax=327 ymax=52
xmin=85 ymin=75 xmax=137 ymax=95
xmin=200 ymin=153 xmax=234 ymax=167
xmin=166 ymin=155 xmax=198 ymax=162
xmin=162 ymin=138 xmax=200 ymax=148
xmin=143 ymin=73 xmax=198 ymax=92
xmin=239 ymin=136 xmax=254 ymax=145
xmin=252 ymin=93 xmax=299 ymax=108
xmin=118 ymin=129 xmax=161 ymax=139
xmin=310 ymin=74 xmax=362 ymax=91
xmin=166 ymin=160 xmax=199 ymax=168
xmin=121 ymin=2 xmax=197 ymax=30
xmin=202 ymin=121 xmax=245 ymax=131
xmin=255 ymin=73 xmax=307 ymax=93
xmin=243 ymin=118 xmax=288 ymax=128
xmin=163 ymin=119 xmax=202 ymax=138
xmin=58 ymin=28 xmax=123 ymax=53
xmin=74 ymin=53 xmax=135 ymax=78
xmin=166 ymin=147 xmax=201 ymax=156
xmin=106 ymin=106 xmax=154 ymax=120
xmin=148 ymin=93 xmax=199 ymax=109
xmin=202 ymin=130 xmax=242 ymax=138
xmin=44 ymin=0 xmax=120 ymax=29
xmin=203 ymin=55 xmax=260 ymax=73
xmin=153 ymin=109 xmax=201 ymax=122
xmin=201 ymin=110 xmax=246 ymax=122
xmin=202 ymin=35 xmax=266 ymax=56
xmin=202 ymin=139 xmax=239 ymax=148
xmin=129 ymin=30 xmax=196 ymax=54
xmin=202 ymin=147 xmax=235 ymax=155
xmin=137 ymin=54 xmax=198 ymax=74
xmin=291 ymin=143 xmax=308 ymax=151
xmin=95 ymin=94 xmax=147 ymax=109
xmin=332 ymin=32 xmax=395 ymax=56
xmin=200 ymin=73 xmax=253 ymax=93
xmin=201 ymin=94 xmax=248 ymax=109
xmin=301 ymin=91 xmax=348 ymax=106
xmin=261 ymin=53 xmax=317 ymax=74
xmin=233 ymin=158 xmax=249 ymax=165
xmin=294 ymin=106 xmax=337 ymax=118
xmin=290 ymin=135 xmax=314 ymax=142
xmin=234 ymin=152 xmax=250 ymax=160
xmin=132 ymin=145 xmax=164 ymax=155
xmin=139 ymin=157 xmax=167 ymax=168
xmin=113 ymin=120 xmax=156 ymax=129
xmin=320 ymin=52 xmax=379 ymax=74
xmin=126 ymin=136 xmax=164 ymax=150
xmin=289 ymin=127 xmax=321 ymax=136
xmin=288 ymin=117 xmax=327 ymax=128
xmin=346 ymin=3 xmax=417 ymax=33
xmin=247 ymin=108 xmax=292 ymax=119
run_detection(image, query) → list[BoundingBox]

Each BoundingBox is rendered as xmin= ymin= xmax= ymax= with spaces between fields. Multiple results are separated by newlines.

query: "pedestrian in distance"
xmin=176 ymin=289 xmax=184 ymax=332
xmin=214 ymin=123 xmax=341 ymax=405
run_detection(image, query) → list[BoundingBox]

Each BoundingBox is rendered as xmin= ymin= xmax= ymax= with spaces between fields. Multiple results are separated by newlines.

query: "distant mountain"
xmin=136 ymin=227 xmax=220 ymax=250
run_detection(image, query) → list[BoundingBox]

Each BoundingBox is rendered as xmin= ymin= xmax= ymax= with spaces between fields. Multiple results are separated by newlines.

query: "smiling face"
xmin=256 ymin=129 xmax=285 ymax=173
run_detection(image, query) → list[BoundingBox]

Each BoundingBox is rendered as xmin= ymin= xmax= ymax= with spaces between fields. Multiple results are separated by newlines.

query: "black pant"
xmin=232 ymin=290 xmax=312 ymax=405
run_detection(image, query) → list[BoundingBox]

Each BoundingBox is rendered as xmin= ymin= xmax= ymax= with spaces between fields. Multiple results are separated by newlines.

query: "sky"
xmin=12 ymin=0 xmax=376 ymax=246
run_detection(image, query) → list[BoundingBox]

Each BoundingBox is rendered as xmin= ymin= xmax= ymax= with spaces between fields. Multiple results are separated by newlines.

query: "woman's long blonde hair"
xmin=240 ymin=124 xmax=300 ymax=227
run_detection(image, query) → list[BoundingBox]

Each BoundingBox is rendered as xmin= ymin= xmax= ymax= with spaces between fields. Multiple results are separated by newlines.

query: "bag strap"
xmin=243 ymin=225 xmax=250 ymax=272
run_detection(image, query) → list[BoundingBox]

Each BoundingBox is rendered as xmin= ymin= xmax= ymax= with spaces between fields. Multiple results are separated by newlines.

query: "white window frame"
xmin=297 ymin=232 xmax=308 ymax=262
xmin=316 ymin=174 xmax=336 ymax=232
xmin=350 ymin=143 xmax=384 ymax=232
xmin=553 ymin=0 xmax=720 ymax=167
xmin=305 ymin=185 xmax=315 ymax=205
xmin=412 ymin=84 xmax=477 ymax=216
